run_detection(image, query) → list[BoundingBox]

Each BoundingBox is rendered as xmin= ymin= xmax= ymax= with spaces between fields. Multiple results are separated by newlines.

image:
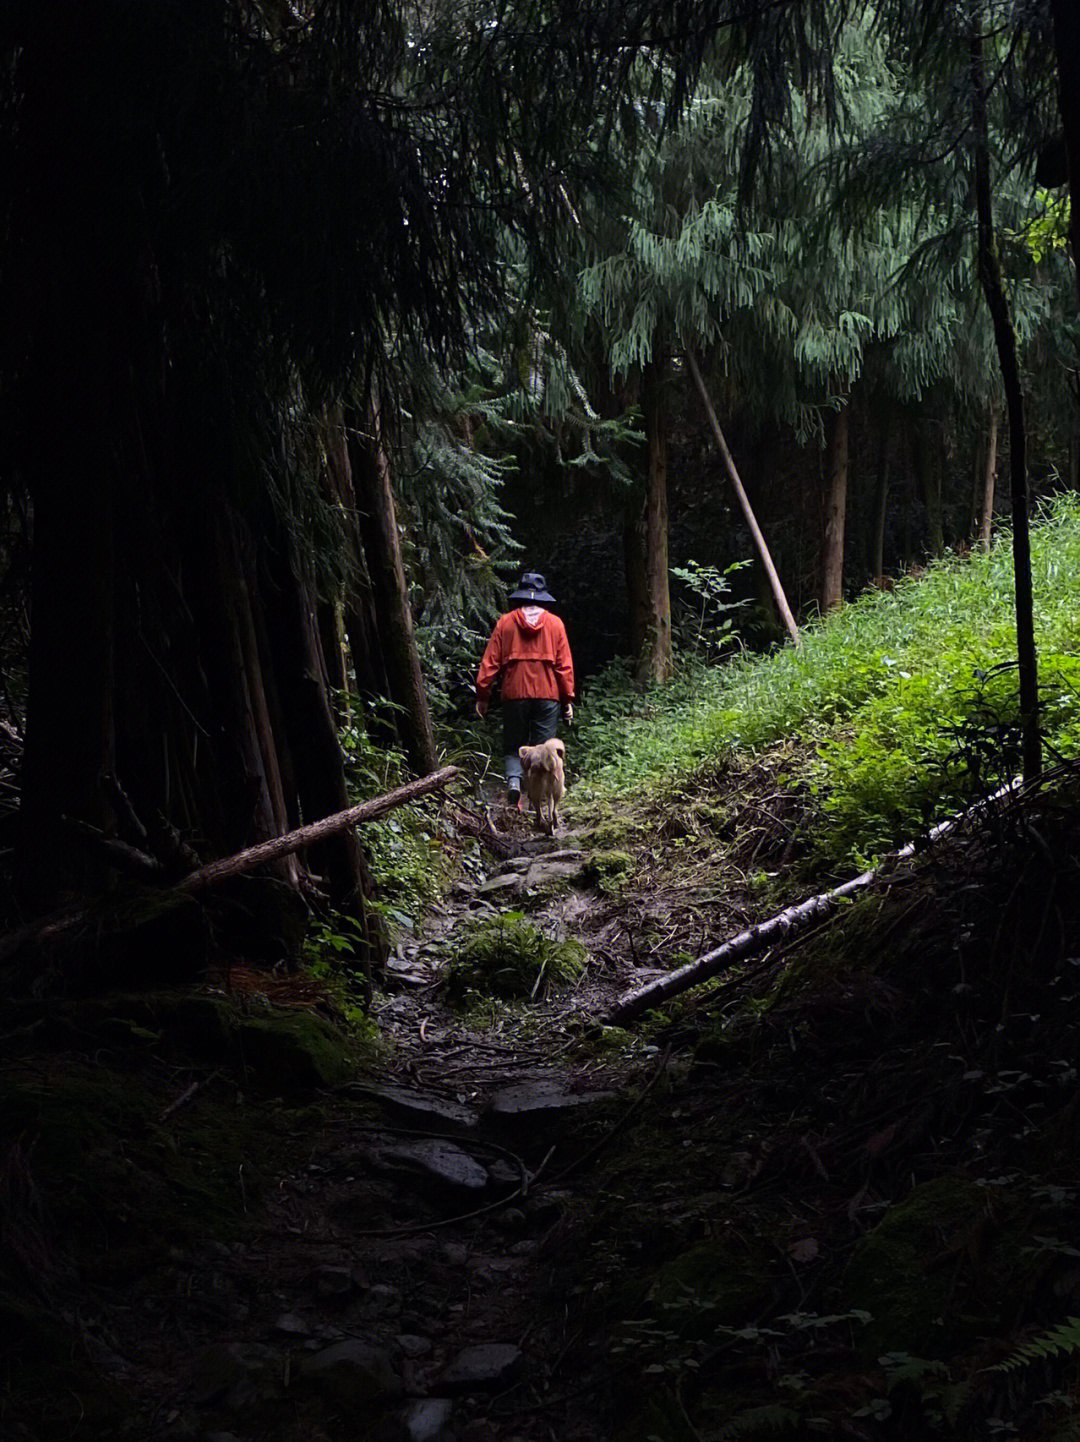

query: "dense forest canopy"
xmin=0 ymin=0 xmax=1078 ymax=942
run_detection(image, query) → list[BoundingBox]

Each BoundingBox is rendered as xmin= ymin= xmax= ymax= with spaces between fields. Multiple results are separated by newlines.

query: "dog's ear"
xmin=518 ymin=745 xmax=530 ymax=761
xmin=553 ymin=739 xmax=565 ymax=757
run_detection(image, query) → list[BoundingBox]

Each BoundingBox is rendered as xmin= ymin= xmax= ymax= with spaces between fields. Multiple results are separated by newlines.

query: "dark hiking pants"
xmin=502 ymin=698 xmax=561 ymax=787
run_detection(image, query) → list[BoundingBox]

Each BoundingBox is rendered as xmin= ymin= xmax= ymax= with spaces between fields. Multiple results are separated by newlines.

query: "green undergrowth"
xmin=444 ymin=911 xmax=587 ymax=1002
xmin=573 ymin=495 xmax=1080 ymax=868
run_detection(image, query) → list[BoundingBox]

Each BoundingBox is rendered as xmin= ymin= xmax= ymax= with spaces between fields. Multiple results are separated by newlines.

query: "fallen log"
xmin=175 ymin=765 xmax=461 ymax=893
xmin=602 ymin=777 xmax=1020 ymax=1027
xmin=0 ymin=765 xmax=461 ymax=961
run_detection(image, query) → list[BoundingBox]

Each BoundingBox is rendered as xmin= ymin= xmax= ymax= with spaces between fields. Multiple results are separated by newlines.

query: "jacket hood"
xmin=513 ymin=606 xmax=546 ymax=631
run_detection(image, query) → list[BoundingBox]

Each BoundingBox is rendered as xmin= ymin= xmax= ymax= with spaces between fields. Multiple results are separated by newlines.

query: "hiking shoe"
xmin=506 ymin=785 xmax=521 ymax=808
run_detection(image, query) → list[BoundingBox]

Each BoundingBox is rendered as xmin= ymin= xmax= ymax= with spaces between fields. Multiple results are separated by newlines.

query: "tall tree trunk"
xmin=267 ymin=539 xmax=373 ymax=913
xmin=637 ymin=356 xmax=673 ymax=683
xmin=871 ymin=421 xmax=891 ymax=582
xmin=347 ymin=402 xmax=439 ymax=776
xmin=821 ymin=400 xmax=850 ymax=612
xmin=916 ymin=417 xmax=945 ymax=557
xmin=1050 ymin=0 xmax=1080 ymax=312
xmin=971 ymin=31 xmax=1040 ymax=780
xmin=685 ymin=347 xmax=801 ymax=647
xmin=974 ymin=400 xmax=1000 ymax=553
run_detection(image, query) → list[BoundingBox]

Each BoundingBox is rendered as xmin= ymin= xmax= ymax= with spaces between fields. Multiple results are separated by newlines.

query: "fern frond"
xmin=990 ymin=1318 xmax=1080 ymax=1375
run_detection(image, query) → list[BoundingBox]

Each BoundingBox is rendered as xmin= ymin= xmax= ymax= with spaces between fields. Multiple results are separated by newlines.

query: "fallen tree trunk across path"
xmin=602 ymin=778 xmax=1020 ymax=1028
xmin=175 ymin=765 xmax=461 ymax=893
xmin=0 ymin=766 xmax=461 ymax=962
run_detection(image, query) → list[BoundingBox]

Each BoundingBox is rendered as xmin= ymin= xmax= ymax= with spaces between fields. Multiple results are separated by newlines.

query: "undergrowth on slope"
xmin=572 ymin=495 xmax=1080 ymax=866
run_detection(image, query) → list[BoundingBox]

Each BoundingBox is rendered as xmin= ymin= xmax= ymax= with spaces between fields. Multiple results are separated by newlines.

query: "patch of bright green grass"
xmin=574 ymin=495 xmax=1080 ymax=866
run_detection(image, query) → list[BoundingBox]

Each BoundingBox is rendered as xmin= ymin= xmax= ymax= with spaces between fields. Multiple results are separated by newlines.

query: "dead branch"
xmin=175 ymin=765 xmax=460 ymax=894
xmin=602 ymin=778 xmax=1022 ymax=1027
xmin=0 ymin=765 xmax=461 ymax=961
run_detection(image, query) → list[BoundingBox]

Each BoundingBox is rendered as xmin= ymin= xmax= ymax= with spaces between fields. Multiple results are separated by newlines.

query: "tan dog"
xmin=518 ymin=738 xmax=566 ymax=835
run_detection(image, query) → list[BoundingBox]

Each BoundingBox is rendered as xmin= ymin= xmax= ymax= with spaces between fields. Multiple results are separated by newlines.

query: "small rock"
xmin=301 ymin=1339 xmax=402 ymax=1409
xmin=402 ymin=1397 xmax=454 ymax=1441
xmin=273 ymin=1312 xmax=311 ymax=1336
xmin=493 ymin=1207 xmax=526 ymax=1234
xmin=188 ymin=1341 xmax=282 ymax=1412
xmin=484 ymin=1158 xmax=523 ymax=1196
xmin=523 ymin=858 xmax=589 ymax=889
xmin=396 ymin=1333 xmax=433 ymax=1358
xmin=477 ymin=874 xmax=524 ymax=898
xmin=370 ymin=1138 xmax=490 ymax=1196
xmin=440 ymin=1343 xmax=524 ymax=1393
xmin=355 ymin=1083 xmax=480 ymax=1133
xmin=314 ymin=1266 xmax=356 ymax=1302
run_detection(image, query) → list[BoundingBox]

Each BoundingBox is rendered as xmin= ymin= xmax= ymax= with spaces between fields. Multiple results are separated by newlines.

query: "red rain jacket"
xmin=476 ymin=608 xmax=575 ymax=707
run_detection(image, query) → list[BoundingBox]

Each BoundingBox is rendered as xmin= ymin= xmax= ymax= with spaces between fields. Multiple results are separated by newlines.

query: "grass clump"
xmin=584 ymin=850 xmax=634 ymax=895
xmin=445 ymin=911 xmax=587 ymax=1002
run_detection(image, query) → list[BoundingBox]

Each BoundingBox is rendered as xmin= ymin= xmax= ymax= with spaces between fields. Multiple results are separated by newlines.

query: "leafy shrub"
xmin=445 ymin=912 xmax=587 ymax=1002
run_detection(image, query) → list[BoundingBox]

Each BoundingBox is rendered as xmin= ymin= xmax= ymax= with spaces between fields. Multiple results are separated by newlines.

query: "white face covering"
xmin=522 ymin=605 xmax=544 ymax=625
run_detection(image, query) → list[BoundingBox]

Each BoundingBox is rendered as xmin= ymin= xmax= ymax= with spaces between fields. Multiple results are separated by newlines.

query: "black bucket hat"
xmin=509 ymin=572 xmax=556 ymax=605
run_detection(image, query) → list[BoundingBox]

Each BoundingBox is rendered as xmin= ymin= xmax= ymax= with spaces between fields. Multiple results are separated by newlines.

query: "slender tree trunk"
xmin=916 ymin=417 xmax=945 ymax=557
xmin=1050 ymin=0 xmax=1080 ymax=311
xmin=347 ymin=401 xmax=439 ymax=776
xmin=871 ymin=422 xmax=891 ymax=582
xmin=267 ymin=539 xmax=372 ymax=911
xmin=974 ymin=400 xmax=1000 ymax=553
xmin=821 ymin=400 xmax=850 ymax=612
xmin=971 ymin=32 xmax=1040 ymax=779
xmin=685 ymin=347 xmax=801 ymax=647
xmin=637 ymin=356 xmax=673 ymax=683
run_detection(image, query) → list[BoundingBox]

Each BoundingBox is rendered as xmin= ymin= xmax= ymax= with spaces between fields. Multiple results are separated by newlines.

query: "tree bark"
xmin=347 ymin=401 xmax=439 ymax=776
xmin=821 ymin=400 xmax=850 ymax=612
xmin=971 ymin=32 xmax=1040 ymax=780
xmin=916 ymin=417 xmax=945 ymax=557
xmin=266 ymin=537 xmax=369 ymax=907
xmin=871 ymin=421 xmax=890 ymax=583
xmin=637 ymin=355 xmax=673 ymax=683
xmin=1050 ymin=0 xmax=1080 ymax=312
xmin=685 ymin=347 xmax=801 ymax=647
xmin=974 ymin=399 xmax=1000 ymax=554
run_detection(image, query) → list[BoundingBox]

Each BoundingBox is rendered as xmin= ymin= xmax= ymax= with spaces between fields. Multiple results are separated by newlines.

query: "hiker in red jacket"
xmin=475 ymin=572 xmax=575 ymax=806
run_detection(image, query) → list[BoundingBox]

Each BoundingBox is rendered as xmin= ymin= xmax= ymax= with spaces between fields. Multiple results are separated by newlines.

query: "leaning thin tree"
xmin=969 ymin=22 xmax=1041 ymax=780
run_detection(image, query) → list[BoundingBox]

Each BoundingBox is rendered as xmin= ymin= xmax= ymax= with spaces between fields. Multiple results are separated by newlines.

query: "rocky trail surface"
xmin=6 ymin=803 xmax=683 ymax=1442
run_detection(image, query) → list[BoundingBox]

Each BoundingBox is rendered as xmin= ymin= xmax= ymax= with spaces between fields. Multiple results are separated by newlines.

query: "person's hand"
xmin=475 ymin=700 xmax=488 ymax=720
xmin=562 ymin=703 xmax=573 ymax=725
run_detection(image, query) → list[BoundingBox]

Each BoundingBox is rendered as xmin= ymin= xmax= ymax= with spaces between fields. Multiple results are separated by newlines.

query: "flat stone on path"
xmin=489 ymin=1080 xmax=613 ymax=1122
xmin=402 ymin=1397 xmax=454 ymax=1440
xmin=523 ymin=857 xmax=588 ymax=888
xmin=439 ymin=1342 xmax=524 ymax=1392
xmin=354 ymin=1082 xmax=481 ymax=1132
xmin=369 ymin=1137 xmax=490 ymax=1195
xmin=476 ymin=873 xmax=525 ymax=898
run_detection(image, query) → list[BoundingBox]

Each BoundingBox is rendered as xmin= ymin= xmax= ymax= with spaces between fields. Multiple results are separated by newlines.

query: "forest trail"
xmin=13 ymin=767 xmax=1080 ymax=1442
xmin=73 ymin=797 xmax=683 ymax=1442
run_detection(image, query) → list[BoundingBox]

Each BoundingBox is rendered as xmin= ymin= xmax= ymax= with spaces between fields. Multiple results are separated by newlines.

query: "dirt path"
xmin=103 ymin=804 xmax=673 ymax=1442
